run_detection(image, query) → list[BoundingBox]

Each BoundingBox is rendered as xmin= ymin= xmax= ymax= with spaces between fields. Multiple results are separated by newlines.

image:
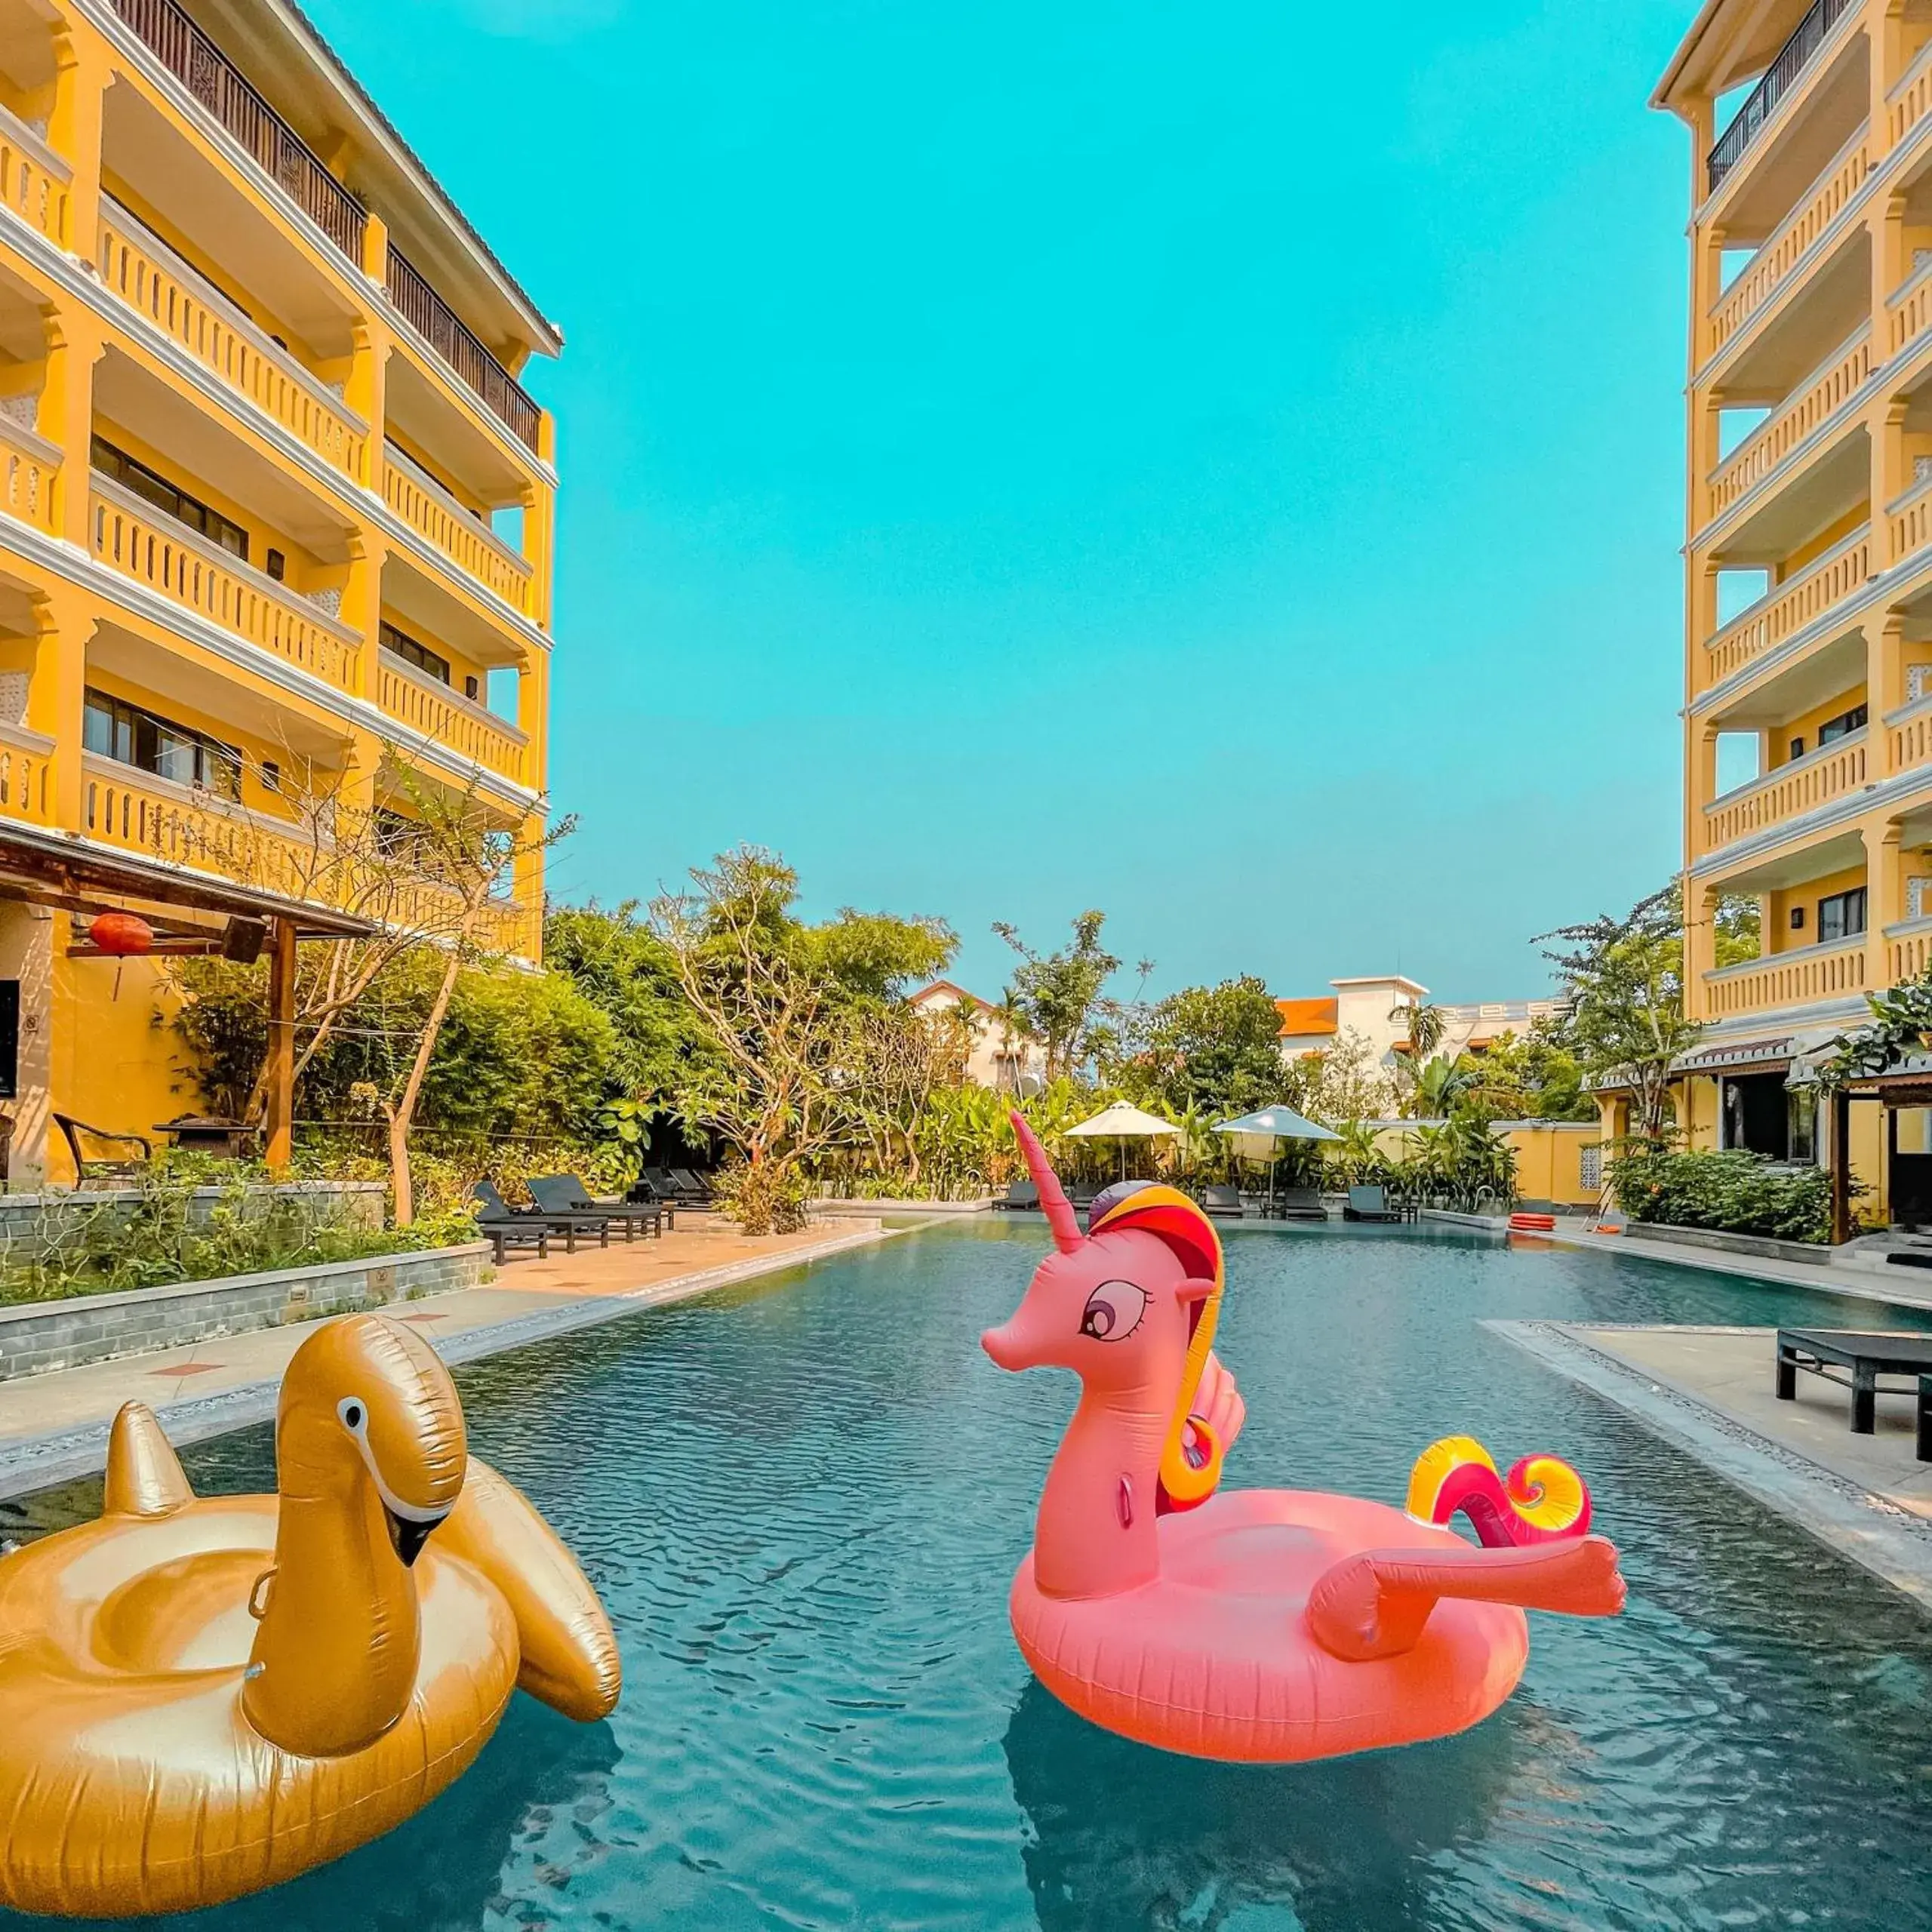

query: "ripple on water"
xmin=3 ymin=1225 xmax=1932 ymax=1930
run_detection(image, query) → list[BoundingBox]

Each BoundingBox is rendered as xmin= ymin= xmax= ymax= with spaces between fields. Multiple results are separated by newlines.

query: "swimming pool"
xmin=6 ymin=1223 xmax=1932 ymax=1930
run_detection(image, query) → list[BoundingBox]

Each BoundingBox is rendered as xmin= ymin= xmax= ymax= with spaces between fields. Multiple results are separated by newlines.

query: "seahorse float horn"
xmin=1012 ymin=1111 xmax=1084 ymax=1254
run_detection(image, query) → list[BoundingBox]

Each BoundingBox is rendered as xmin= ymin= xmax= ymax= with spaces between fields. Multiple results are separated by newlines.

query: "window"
xmin=0 ymin=980 xmax=19 ymax=1100
xmin=1817 ymin=704 xmax=1869 ymax=746
xmin=379 ymin=621 xmax=450 ymax=687
xmin=1789 ymin=736 xmax=1804 ymax=761
xmin=260 ymin=759 xmax=281 ymax=793
xmin=1580 ymin=1145 xmax=1602 ymax=1192
xmin=91 ymin=438 xmax=248 ymax=560
xmin=1818 ymin=888 xmax=1868 ymax=943
xmin=84 ymin=689 xmax=241 ymax=799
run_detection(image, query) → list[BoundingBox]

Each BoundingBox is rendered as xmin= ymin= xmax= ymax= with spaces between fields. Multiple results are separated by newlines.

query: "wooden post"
xmin=1831 ymin=1088 xmax=1854 ymax=1246
xmin=266 ymin=917 xmax=295 ymax=1173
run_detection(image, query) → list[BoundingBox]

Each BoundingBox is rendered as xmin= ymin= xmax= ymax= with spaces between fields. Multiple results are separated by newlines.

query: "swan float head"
xmin=242 ymin=1315 xmax=469 ymax=1756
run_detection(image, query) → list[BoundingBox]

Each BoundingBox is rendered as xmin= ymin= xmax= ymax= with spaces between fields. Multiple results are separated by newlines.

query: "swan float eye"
xmin=1081 ymin=1281 xmax=1149 ymax=1342
xmin=337 ymin=1398 xmax=368 ymax=1434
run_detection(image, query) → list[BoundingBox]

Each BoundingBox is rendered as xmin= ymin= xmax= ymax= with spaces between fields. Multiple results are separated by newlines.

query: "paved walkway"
xmin=0 ymin=1217 xmax=892 ymax=1501
xmin=1549 ymin=1224 xmax=1932 ymax=1312
xmin=1497 ymin=1318 xmax=1932 ymax=1609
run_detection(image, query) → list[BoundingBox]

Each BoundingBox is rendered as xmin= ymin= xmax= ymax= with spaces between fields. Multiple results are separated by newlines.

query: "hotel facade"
xmin=0 ymin=0 xmax=555 ymax=1181
xmin=1656 ymin=0 xmax=1932 ymax=1226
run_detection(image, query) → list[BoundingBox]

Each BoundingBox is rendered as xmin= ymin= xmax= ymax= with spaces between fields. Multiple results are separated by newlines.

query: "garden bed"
xmin=0 ymin=1244 xmax=487 ymax=1382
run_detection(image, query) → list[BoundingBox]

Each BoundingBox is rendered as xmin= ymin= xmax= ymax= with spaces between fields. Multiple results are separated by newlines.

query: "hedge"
xmin=1610 ymin=1147 xmax=1832 ymax=1245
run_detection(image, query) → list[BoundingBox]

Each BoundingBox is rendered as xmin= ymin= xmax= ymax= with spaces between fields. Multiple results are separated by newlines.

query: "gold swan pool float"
xmin=0 ymin=1313 xmax=621 ymax=1918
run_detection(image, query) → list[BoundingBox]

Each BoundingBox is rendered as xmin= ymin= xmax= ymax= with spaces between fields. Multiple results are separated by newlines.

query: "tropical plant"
xmin=1540 ymin=884 xmax=1700 ymax=1143
xmin=992 ymin=911 xmax=1124 ymax=1081
xmin=1819 ymin=971 xmax=1932 ymax=1088
xmin=1127 ymin=975 xmax=1291 ymax=1121
xmin=1609 ymin=1146 xmax=1832 ymax=1244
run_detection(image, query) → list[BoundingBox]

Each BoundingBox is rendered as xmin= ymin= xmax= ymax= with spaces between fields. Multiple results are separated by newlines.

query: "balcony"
xmin=81 ymin=752 xmax=319 ymax=900
xmin=97 ymin=199 xmax=367 ymax=485
xmin=1703 ymin=933 xmax=1868 ymax=1015
xmin=1705 ymin=327 xmax=1869 ymax=528
xmin=381 ymin=443 xmax=532 ymax=614
xmin=1707 ymin=0 xmax=1857 ymax=193
xmin=1703 ymin=728 xmax=1869 ymax=854
xmin=89 ymin=473 xmax=361 ymax=691
xmin=79 ymin=754 xmax=540 ymax=958
xmin=0 ymin=98 xmax=69 ymax=249
xmin=376 ymin=650 xmax=527 ymax=787
xmin=386 ymin=247 xmax=538 ymax=454
xmin=0 ymin=412 xmax=59 ymax=537
xmin=106 ymin=0 xmax=365 ymax=261
xmin=106 ymin=0 xmax=541 ymax=458
xmin=0 ymin=719 xmax=53 ymax=824
xmin=1706 ymin=125 xmax=1868 ymax=362
xmin=1705 ymin=526 xmax=1871 ymax=686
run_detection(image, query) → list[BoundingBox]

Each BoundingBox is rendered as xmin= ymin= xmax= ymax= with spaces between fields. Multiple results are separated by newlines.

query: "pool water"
xmin=6 ymin=1223 xmax=1932 ymax=1930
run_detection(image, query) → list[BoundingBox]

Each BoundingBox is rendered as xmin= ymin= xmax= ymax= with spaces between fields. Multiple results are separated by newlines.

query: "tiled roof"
xmin=1275 ymin=998 xmax=1339 ymax=1038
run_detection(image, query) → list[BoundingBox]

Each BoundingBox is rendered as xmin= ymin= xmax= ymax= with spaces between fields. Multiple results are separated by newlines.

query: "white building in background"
xmin=1275 ymin=976 xmax=1564 ymax=1073
xmin=909 ymin=981 xmax=1046 ymax=1094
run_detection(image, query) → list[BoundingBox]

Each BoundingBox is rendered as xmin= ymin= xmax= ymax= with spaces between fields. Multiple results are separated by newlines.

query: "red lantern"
xmin=88 ymin=912 xmax=154 ymax=957
xmin=88 ymin=912 xmax=154 ymax=1001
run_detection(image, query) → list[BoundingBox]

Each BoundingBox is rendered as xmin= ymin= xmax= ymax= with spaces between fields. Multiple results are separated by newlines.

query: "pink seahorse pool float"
xmin=981 ymin=1115 xmax=1626 ymax=1763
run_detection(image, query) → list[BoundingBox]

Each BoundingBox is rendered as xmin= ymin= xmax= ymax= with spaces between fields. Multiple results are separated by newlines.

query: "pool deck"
xmin=1497 ymin=1318 xmax=1932 ymax=1611
xmin=0 ymin=1217 xmax=893 ymax=1503
xmin=1546 ymin=1223 xmax=1932 ymax=1311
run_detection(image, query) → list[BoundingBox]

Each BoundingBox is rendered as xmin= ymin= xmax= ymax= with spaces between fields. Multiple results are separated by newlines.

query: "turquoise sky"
xmin=313 ymin=0 xmax=1699 ymax=1004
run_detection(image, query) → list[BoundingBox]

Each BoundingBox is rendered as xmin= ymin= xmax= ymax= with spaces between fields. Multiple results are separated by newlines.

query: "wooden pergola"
xmin=0 ymin=820 xmax=373 ymax=1170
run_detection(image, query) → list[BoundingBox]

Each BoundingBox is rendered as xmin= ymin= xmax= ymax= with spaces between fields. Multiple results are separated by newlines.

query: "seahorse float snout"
xmin=0 ymin=1312 xmax=620 ymax=1918
xmin=985 ymin=1115 xmax=1624 ymax=1763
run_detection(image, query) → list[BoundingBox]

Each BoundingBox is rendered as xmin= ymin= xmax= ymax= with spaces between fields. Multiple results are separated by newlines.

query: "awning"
xmin=0 ymin=819 xmax=373 ymax=940
xmin=1671 ymin=1036 xmax=1795 ymax=1075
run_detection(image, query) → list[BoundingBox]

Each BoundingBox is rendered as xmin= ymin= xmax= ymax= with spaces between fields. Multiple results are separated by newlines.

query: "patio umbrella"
xmin=1214 ymin=1106 xmax=1341 ymax=1214
xmin=1066 ymin=1100 xmax=1181 ymax=1180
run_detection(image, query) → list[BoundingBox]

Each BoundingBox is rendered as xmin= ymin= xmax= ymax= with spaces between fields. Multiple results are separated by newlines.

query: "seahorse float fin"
xmin=103 ymin=1401 xmax=195 ymax=1518
xmin=434 ymin=1457 xmax=621 ymax=1721
xmin=1306 ymin=1536 xmax=1626 ymax=1663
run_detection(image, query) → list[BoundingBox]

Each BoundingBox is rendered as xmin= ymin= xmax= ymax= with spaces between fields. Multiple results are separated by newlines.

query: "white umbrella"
xmin=1067 ymin=1100 xmax=1180 ymax=1180
xmin=1214 ymin=1106 xmax=1341 ymax=1213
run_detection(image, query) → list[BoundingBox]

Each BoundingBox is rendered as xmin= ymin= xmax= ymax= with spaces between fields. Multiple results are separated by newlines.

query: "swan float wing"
xmin=103 ymin=1402 xmax=194 ymax=1518
xmin=435 ymin=1458 xmax=620 ymax=1721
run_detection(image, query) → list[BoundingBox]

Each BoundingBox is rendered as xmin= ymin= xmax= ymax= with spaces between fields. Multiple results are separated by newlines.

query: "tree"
xmin=1390 ymin=998 xmax=1448 ymax=1115
xmin=992 ymin=910 xmax=1123 ymax=1080
xmin=1411 ymin=1053 xmax=1477 ymax=1119
xmin=648 ymin=847 xmax=959 ymax=1229
xmin=1539 ymin=884 xmax=1701 ymax=1143
xmin=1132 ymin=976 xmax=1288 ymax=1119
xmin=543 ymin=900 xmax=719 ymax=1108
xmin=1460 ymin=1022 xmax=1595 ymax=1123
xmin=1287 ymin=1027 xmax=1396 ymax=1125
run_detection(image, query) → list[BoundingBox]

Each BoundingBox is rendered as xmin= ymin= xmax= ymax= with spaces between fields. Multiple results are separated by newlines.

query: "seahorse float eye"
xmin=981 ymin=1112 xmax=1626 ymax=1764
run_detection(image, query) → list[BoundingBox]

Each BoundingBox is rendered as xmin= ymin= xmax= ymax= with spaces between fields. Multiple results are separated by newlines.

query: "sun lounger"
xmin=995 ymin=1178 xmax=1039 ymax=1211
xmin=475 ymin=1217 xmax=549 ymax=1265
xmin=1273 ymin=1188 xmax=1327 ymax=1221
xmin=470 ymin=1180 xmax=608 ymax=1253
xmin=529 ymin=1174 xmax=662 ymax=1241
xmin=1201 ymin=1184 xmax=1244 ymax=1220
xmin=1343 ymin=1186 xmax=1402 ymax=1223
xmin=669 ymin=1168 xmax=718 ymax=1207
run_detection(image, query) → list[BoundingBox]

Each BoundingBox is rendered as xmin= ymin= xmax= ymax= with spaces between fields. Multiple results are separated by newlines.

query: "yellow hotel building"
xmin=0 ymin=0 xmax=556 ymax=1183
xmin=1654 ymin=0 xmax=1932 ymax=1228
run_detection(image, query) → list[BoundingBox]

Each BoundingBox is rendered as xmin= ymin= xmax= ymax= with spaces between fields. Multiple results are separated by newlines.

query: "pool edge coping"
xmin=1490 ymin=1317 xmax=1932 ymax=1615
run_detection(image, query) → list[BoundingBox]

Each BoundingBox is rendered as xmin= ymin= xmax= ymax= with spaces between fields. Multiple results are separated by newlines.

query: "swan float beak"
xmin=383 ymin=1504 xmax=448 ymax=1568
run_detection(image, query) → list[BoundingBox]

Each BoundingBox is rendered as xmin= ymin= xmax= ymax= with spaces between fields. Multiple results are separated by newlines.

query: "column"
xmin=1869 ymin=815 xmax=1905 ymax=975
xmin=1684 ymin=878 xmax=1721 ymax=1023
xmin=46 ymin=30 xmax=107 ymax=264
xmin=1869 ymin=615 xmax=1906 ymax=770
xmin=39 ymin=308 xmax=103 ymax=544
xmin=1872 ymin=393 xmax=1911 ymax=569
xmin=1688 ymin=721 xmax=1719 ymax=863
xmin=337 ymin=533 xmax=385 ymax=696
xmin=26 ymin=585 xmax=91 ymax=834
xmin=1873 ymin=0 xmax=1906 ymax=157
xmin=264 ymin=916 xmax=295 ymax=1172
xmin=1873 ymin=189 xmax=1909 ymax=374
xmin=520 ymin=469 xmax=555 ymax=632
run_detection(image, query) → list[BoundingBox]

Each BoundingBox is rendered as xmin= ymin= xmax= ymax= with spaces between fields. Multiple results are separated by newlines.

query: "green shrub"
xmin=1610 ymin=1146 xmax=1831 ymax=1244
xmin=712 ymin=1162 xmax=812 ymax=1236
